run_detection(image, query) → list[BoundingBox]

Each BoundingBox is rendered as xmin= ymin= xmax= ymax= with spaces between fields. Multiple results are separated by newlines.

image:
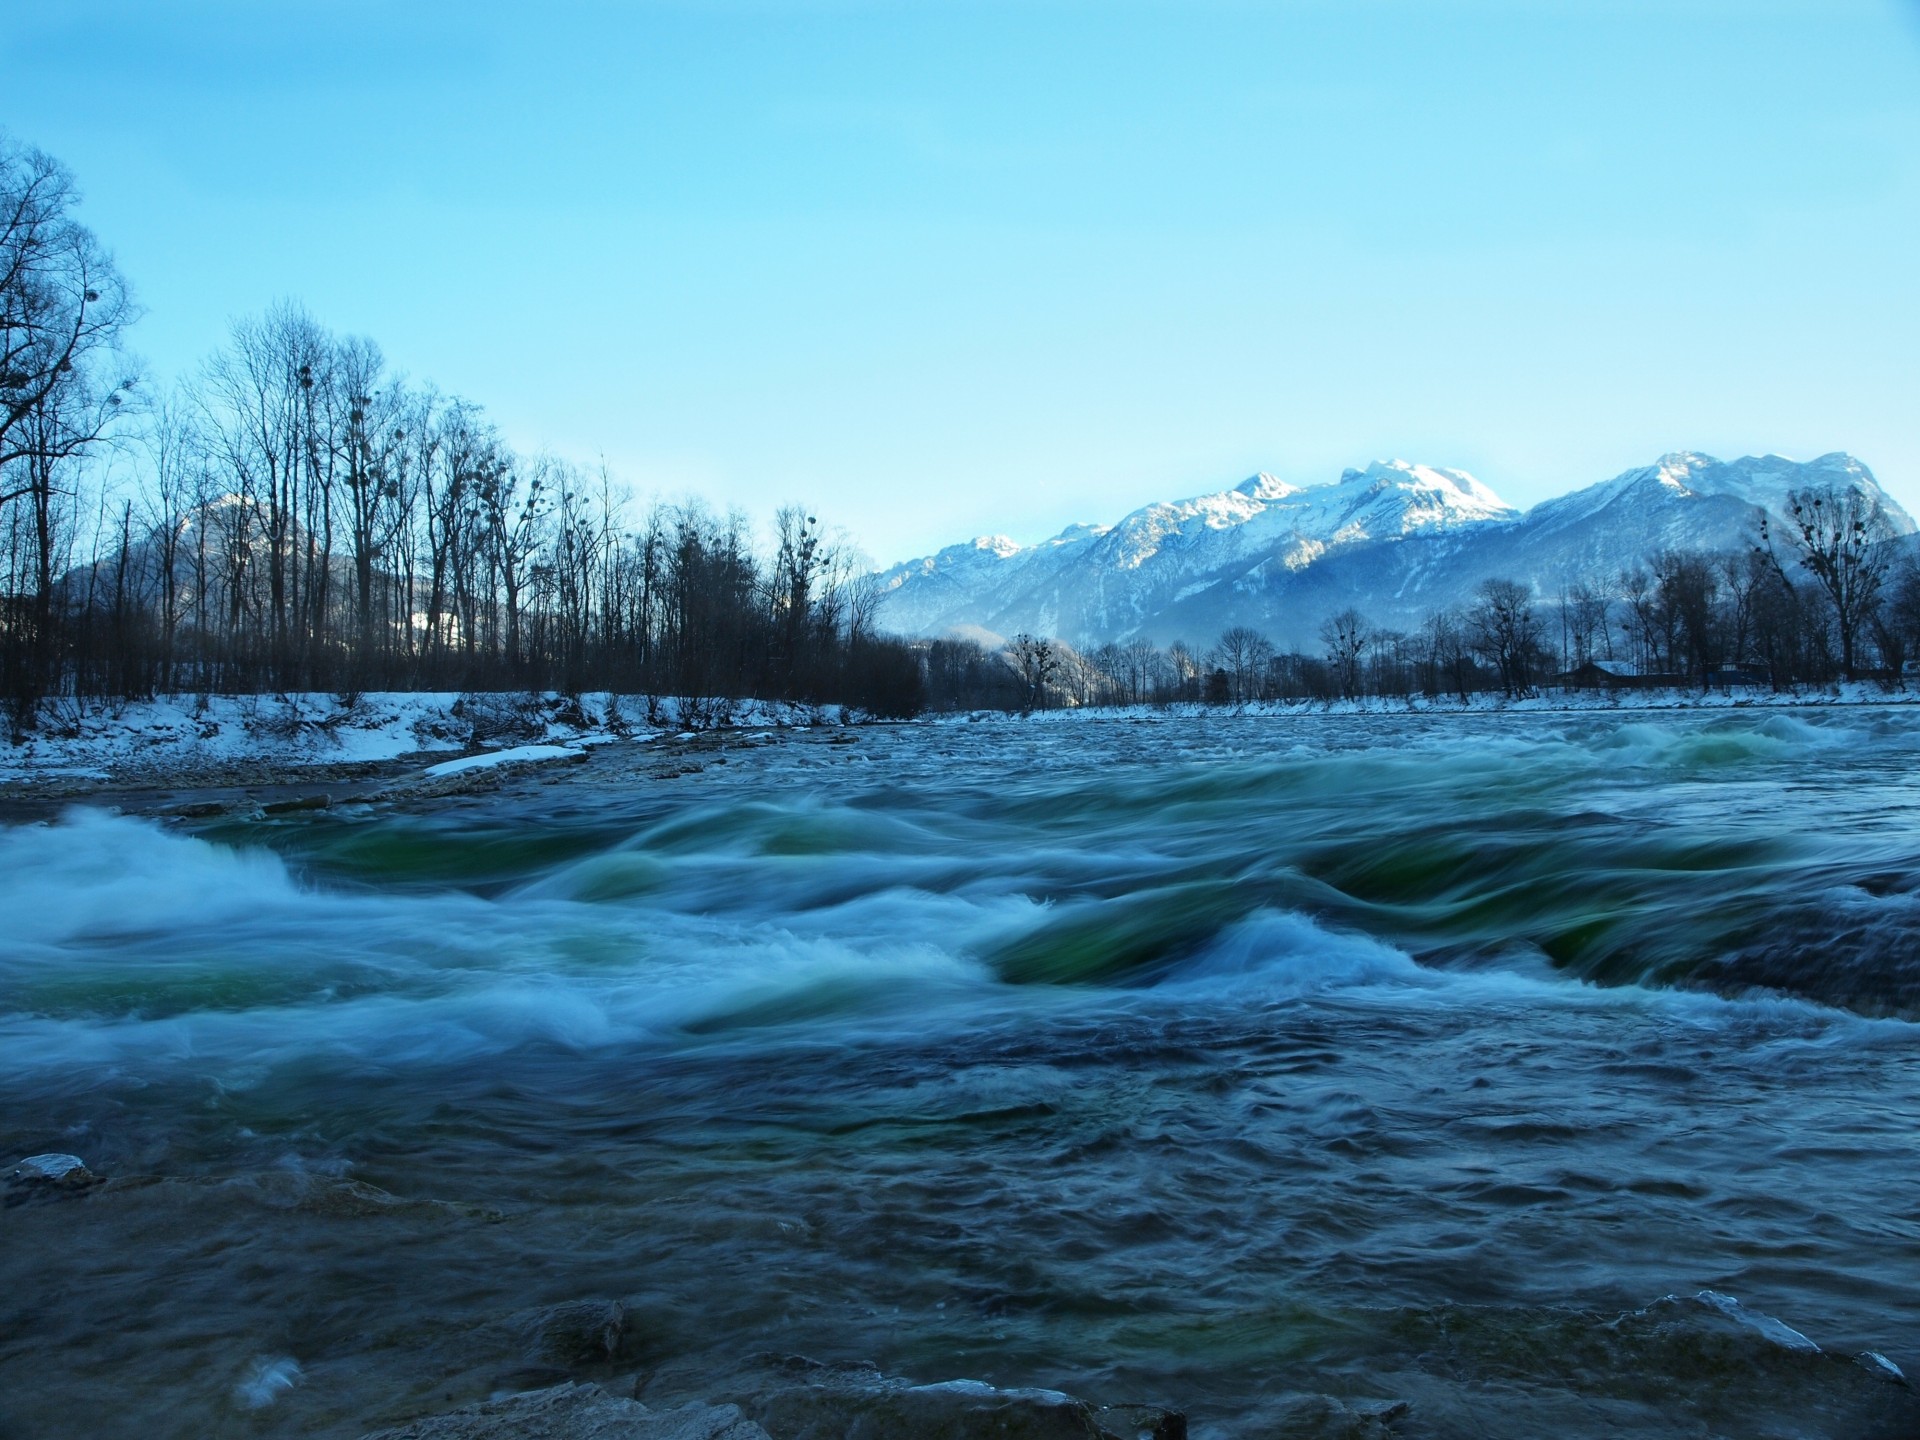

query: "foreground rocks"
xmin=2 ymin=1152 xmax=102 ymax=1205
xmin=362 ymin=1360 xmax=1185 ymax=1440
xmin=360 ymin=1383 xmax=767 ymax=1440
xmin=508 ymin=1299 xmax=631 ymax=1369
xmin=701 ymin=1357 xmax=1185 ymax=1440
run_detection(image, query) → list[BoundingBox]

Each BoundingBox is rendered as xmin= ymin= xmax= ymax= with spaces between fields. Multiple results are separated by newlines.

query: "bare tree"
xmin=1468 ymin=578 xmax=1541 ymax=697
xmin=1007 ymin=632 xmax=1059 ymax=712
xmin=1716 ymin=550 xmax=1767 ymax=676
xmin=1165 ymin=639 xmax=1202 ymax=700
xmin=1758 ymin=484 xmax=1895 ymax=680
xmin=1417 ymin=608 xmax=1470 ymax=700
xmin=1870 ymin=556 xmax=1920 ymax=688
xmin=0 ymin=139 xmax=137 ymax=724
xmin=770 ymin=506 xmax=825 ymax=693
xmin=1317 ymin=608 xmax=1370 ymax=699
xmin=0 ymin=139 xmax=136 ymax=488
xmin=1653 ymin=548 xmax=1720 ymax=688
xmin=1210 ymin=625 xmax=1274 ymax=704
xmin=1617 ymin=564 xmax=1678 ymax=675
xmin=1563 ymin=579 xmax=1610 ymax=668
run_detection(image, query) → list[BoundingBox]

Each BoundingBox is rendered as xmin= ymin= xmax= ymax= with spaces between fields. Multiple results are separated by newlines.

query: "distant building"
xmin=1557 ymin=659 xmax=1716 ymax=690
xmin=1558 ymin=659 xmax=1638 ymax=688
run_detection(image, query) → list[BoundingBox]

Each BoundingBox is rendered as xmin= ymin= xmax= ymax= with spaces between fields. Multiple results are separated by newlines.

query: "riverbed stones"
xmin=1256 ymin=1394 xmax=1411 ymax=1438
xmin=163 ymin=798 xmax=227 ymax=817
xmin=359 ymin=1382 xmax=768 ymax=1440
xmin=698 ymin=1356 xmax=1186 ymax=1440
xmin=3 ymin=1152 xmax=101 ymax=1202
xmin=262 ymin=792 xmax=331 ymax=814
xmin=509 ymin=1299 xmax=631 ymax=1368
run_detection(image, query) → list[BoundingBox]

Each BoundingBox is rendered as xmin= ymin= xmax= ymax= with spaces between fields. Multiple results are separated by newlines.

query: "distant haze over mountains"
xmin=875 ymin=453 xmax=1915 ymax=650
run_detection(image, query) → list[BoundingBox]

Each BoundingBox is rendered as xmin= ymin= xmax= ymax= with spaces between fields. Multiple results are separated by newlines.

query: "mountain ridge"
xmin=875 ymin=451 xmax=1912 ymax=650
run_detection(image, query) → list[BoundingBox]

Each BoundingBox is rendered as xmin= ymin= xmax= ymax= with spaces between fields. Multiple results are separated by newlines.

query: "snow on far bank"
xmin=926 ymin=682 xmax=1920 ymax=725
xmin=7 ymin=682 xmax=1911 ymax=787
xmin=0 ymin=692 xmax=852 ymax=786
xmin=422 ymin=744 xmax=583 ymax=778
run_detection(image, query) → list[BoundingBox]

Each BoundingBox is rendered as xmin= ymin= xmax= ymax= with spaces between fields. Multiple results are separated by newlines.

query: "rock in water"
xmin=4 ymin=1153 xmax=100 ymax=1197
xmin=508 ymin=1299 xmax=630 ymax=1367
xmin=716 ymin=1356 xmax=1186 ymax=1440
xmin=1092 ymin=1402 xmax=1195 ymax=1440
xmin=262 ymin=793 xmax=331 ymax=814
xmin=360 ymin=1382 xmax=768 ymax=1440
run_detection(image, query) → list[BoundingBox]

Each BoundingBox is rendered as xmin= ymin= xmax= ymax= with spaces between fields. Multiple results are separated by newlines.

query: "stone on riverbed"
xmin=3 ymin=1152 xmax=101 ymax=1199
xmin=262 ymin=792 xmax=331 ymax=814
xmin=689 ymin=1356 xmax=1186 ymax=1440
xmin=360 ymin=1382 xmax=768 ymax=1440
xmin=508 ymin=1299 xmax=631 ymax=1367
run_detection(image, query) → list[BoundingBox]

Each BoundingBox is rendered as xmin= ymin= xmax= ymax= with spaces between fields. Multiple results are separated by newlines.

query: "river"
xmin=3 ymin=708 xmax=1918 ymax=1437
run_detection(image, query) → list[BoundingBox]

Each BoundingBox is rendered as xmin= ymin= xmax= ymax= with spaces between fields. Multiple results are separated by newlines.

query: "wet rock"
xmin=3 ymin=1152 xmax=102 ymax=1202
xmin=1390 ymin=1292 xmax=1920 ymax=1437
xmin=508 ymin=1299 xmax=630 ymax=1368
xmin=359 ymin=1381 xmax=768 ymax=1439
xmin=713 ymin=1356 xmax=1185 ymax=1440
xmin=164 ymin=799 xmax=227 ymax=818
xmin=263 ymin=792 xmax=331 ymax=814
xmin=1092 ymin=1401 xmax=1194 ymax=1440
xmin=1258 ymin=1394 xmax=1411 ymax=1438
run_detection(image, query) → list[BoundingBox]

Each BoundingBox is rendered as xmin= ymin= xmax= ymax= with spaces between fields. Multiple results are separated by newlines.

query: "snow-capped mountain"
xmin=875 ymin=452 xmax=1912 ymax=649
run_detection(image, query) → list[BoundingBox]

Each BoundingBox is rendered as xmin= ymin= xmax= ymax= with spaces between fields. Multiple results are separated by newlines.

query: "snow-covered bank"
xmin=5 ymin=682 xmax=1914 ymax=788
xmin=0 ymin=692 xmax=851 ymax=787
xmin=929 ymin=681 xmax=1920 ymax=725
xmin=421 ymin=744 xmax=586 ymax=779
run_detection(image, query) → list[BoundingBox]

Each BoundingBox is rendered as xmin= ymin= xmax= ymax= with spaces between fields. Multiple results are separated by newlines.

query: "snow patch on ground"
xmin=422 ymin=745 xmax=582 ymax=778
xmin=0 ymin=692 xmax=855 ymax=785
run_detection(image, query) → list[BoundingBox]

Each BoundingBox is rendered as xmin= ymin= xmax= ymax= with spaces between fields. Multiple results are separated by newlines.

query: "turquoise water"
xmin=2 ymin=710 xmax=1918 ymax=1437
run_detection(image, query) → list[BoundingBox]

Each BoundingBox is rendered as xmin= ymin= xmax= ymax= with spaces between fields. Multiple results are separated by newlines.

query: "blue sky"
xmin=13 ymin=1 xmax=1920 ymax=561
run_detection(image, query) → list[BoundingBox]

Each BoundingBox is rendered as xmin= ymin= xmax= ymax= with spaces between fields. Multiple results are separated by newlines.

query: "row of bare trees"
xmin=0 ymin=138 xmax=138 ymax=729
xmin=916 ymin=496 xmax=1916 ymax=710
xmin=0 ymin=139 xmax=921 ymax=733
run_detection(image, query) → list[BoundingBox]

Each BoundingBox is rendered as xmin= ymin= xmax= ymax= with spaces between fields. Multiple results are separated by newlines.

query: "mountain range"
xmin=873 ymin=452 xmax=1915 ymax=650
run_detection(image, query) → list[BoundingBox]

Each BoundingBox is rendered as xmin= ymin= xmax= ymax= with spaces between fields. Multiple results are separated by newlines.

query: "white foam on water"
xmin=235 ymin=1355 xmax=301 ymax=1409
xmin=1583 ymin=710 xmax=1848 ymax=771
xmin=1167 ymin=909 xmax=1431 ymax=997
xmin=2 ymin=743 xmax=1913 ymax=1097
xmin=0 ymin=808 xmax=300 ymax=944
xmin=0 ymin=811 xmax=1024 ymax=1081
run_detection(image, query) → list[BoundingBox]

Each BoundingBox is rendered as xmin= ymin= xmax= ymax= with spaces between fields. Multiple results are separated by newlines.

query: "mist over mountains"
xmin=875 ymin=452 xmax=1914 ymax=649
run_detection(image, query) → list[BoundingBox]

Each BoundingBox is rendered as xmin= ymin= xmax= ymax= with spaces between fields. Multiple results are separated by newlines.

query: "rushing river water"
xmin=4 ymin=708 xmax=1920 ymax=1438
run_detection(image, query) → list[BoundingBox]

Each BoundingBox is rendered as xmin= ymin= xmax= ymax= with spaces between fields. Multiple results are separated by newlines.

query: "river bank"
xmin=2 ymin=681 xmax=1913 ymax=811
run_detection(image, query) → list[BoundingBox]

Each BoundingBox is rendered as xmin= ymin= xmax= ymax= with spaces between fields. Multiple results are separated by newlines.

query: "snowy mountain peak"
xmin=1046 ymin=522 xmax=1112 ymax=547
xmin=1534 ymin=451 xmax=1909 ymax=535
xmin=876 ymin=457 xmax=1527 ymax=638
xmin=1235 ymin=473 xmax=1300 ymax=501
xmin=1336 ymin=459 xmax=1518 ymax=525
xmin=1653 ymin=451 xmax=1715 ymax=487
xmin=875 ymin=449 xmax=1911 ymax=648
